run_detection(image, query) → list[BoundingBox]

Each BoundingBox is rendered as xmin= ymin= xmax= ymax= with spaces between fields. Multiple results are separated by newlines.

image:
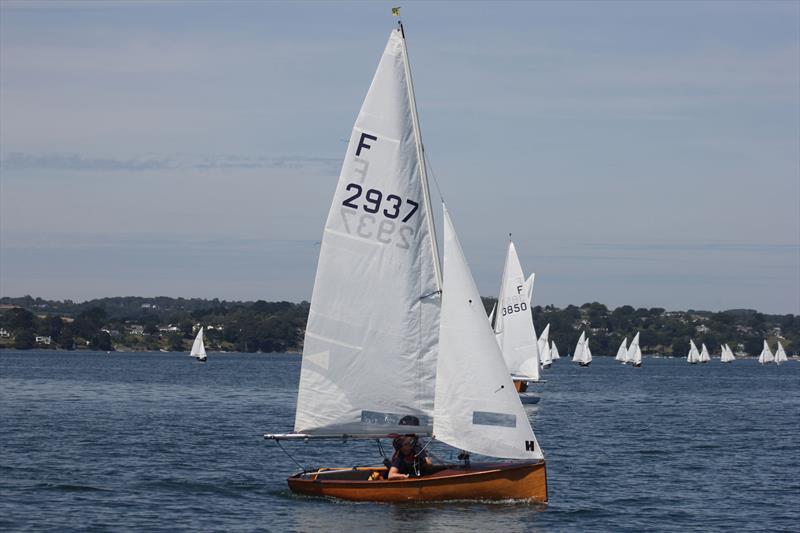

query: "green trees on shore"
xmin=0 ymin=295 xmax=796 ymax=356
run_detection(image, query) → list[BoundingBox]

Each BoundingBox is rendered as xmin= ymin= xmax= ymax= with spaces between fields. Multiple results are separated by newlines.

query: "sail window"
xmin=361 ymin=411 xmax=430 ymax=426
xmin=472 ymin=411 xmax=516 ymax=428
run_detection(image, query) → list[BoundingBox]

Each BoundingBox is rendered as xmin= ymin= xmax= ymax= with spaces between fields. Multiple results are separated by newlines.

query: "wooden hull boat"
xmin=288 ymin=460 xmax=547 ymax=502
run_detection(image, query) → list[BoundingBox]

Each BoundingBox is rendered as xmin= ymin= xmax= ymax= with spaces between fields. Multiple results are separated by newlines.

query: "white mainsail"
xmin=720 ymin=344 xmax=735 ymax=363
xmin=774 ymin=341 xmax=787 ymax=364
xmin=758 ymin=340 xmax=774 ymax=364
xmin=434 ymin=207 xmax=543 ymax=460
xmin=294 ymin=29 xmax=441 ymax=436
xmin=493 ymin=241 xmax=541 ymax=381
xmin=572 ymin=332 xmax=589 ymax=364
xmin=687 ymin=340 xmax=700 ymax=364
xmin=538 ymin=324 xmax=551 ymax=367
xmin=699 ymin=343 xmax=710 ymax=363
xmin=190 ymin=327 xmax=207 ymax=361
xmin=550 ymin=341 xmax=560 ymax=361
xmin=615 ymin=337 xmax=628 ymax=362
xmin=628 ymin=332 xmax=642 ymax=366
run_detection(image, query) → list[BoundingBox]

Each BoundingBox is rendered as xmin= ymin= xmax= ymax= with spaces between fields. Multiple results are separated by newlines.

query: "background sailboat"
xmin=615 ymin=337 xmax=628 ymax=363
xmin=687 ymin=340 xmax=701 ymax=364
xmin=758 ymin=340 xmax=774 ymax=364
xmin=550 ymin=341 xmax=560 ymax=361
xmin=493 ymin=240 xmax=543 ymax=392
xmin=572 ymin=332 xmax=591 ymax=366
xmin=720 ymin=344 xmax=735 ymax=363
xmin=699 ymin=343 xmax=711 ymax=363
xmin=538 ymin=324 xmax=552 ymax=369
xmin=627 ymin=332 xmax=642 ymax=367
xmin=774 ymin=341 xmax=788 ymax=364
xmin=190 ymin=327 xmax=207 ymax=362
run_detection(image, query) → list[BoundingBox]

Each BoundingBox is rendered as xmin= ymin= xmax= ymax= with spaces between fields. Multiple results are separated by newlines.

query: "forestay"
xmin=294 ymin=29 xmax=440 ymax=436
xmin=494 ymin=241 xmax=541 ymax=381
xmin=434 ymin=207 xmax=543 ymax=460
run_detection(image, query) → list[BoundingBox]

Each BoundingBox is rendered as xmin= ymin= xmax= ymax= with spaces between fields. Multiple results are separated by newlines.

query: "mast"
xmin=397 ymin=20 xmax=443 ymax=291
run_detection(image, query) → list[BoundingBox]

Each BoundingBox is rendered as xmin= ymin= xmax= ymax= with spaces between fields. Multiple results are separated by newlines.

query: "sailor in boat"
xmin=388 ymin=435 xmax=433 ymax=479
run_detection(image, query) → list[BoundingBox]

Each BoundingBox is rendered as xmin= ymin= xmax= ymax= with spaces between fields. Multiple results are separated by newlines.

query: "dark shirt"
xmin=391 ymin=447 xmax=429 ymax=477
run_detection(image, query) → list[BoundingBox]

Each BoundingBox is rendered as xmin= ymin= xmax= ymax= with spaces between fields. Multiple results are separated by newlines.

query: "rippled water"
xmin=1 ymin=351 xmax=797 ymax=532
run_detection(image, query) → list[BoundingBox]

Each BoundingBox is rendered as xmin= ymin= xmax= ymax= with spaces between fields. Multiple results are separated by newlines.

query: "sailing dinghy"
xmin=699 ymin=343 xmax=710 ymax=363
xmin=190 ymin=327 xmax=207 ymax=362
xmin=615 ymin=337 xmax=628 ymax=364
xmin=720 ymin=344 xmax=735 ymax=363
xmin=572 ymin=332 xmax=591 ymax=366
xmin=550 ymin=341 xmax=560 ymax=361
xmin=758 ymin=340 xmax=774 ymax=364
xmin=687 ymin=340 xmax=700 ymax=364
xmin=492 ymin=240 xmax=544 ymax=400
xmin=628 ymin=332 xmax=642 ymax=367
xmin=264 ymin=21 xmax=546 ymax=503
xmin=774 ymin=341 xmax=787 ymax=364
xmin=537 ymin=324 xmax=552 ymax=369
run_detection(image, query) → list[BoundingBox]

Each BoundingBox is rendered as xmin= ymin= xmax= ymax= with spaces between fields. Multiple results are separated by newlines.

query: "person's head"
xmin=393 ymin=435 xmax=416 ymax=453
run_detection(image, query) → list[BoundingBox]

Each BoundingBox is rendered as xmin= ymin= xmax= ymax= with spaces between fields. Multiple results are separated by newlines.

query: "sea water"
xmin=1 ymin=351 xmax=797 ymax=532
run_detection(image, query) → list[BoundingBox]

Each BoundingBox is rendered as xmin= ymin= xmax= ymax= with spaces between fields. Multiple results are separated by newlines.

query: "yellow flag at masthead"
xmin=391 ymin=7 xmax=401 ymax=17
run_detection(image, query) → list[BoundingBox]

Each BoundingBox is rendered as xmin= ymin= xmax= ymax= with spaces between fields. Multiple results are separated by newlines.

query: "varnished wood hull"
xmin=287 ymin=461 xmax=547 ymax=503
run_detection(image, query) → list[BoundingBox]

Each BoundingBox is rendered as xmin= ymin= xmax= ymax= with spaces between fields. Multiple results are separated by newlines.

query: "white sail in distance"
xmin=434 ymin=207 xmax=543 ymax=460
xmin=550 ymin=341 xmax=560 ymax=360
xmin=572 ymin=332 xmax=589 ymax=364
xmin=537 ymin=323 xmax=551 ymax=367
xmin=758 ymin=340 xmax=774 ymax=364
xmin=699 ymin=343 xmax=710 ymax=363
xmin=774 ymin=341 xmax=787 ymax=364
xmin=625 ymin=332 xmax=640 ymax=364
xmin=616 ymin=337 xmax=628 ymax=362
xmin=294 ymin=29 xmax=440 ymax=436
xmin=687 ymin=340 xmax=700 ymax=364
xmin=190 ymin=327 xmax=207 ymax=361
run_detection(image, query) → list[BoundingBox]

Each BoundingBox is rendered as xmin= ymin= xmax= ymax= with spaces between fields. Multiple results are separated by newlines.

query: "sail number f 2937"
xmin=342 ymin=183 xmax=419 ymax=223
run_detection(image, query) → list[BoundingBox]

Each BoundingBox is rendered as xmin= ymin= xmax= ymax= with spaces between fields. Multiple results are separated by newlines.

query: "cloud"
xmin=0 ymin=152 xmax=341 ymax=174
xmin=584 ymin=243 xmax=799 ymax=254
xmin=1 ymin=152 xmax=172 ymax=172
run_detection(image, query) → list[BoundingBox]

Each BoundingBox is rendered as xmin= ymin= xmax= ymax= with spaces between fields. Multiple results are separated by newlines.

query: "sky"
xmin=1 ymin=1 xmax=798 ymax=314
